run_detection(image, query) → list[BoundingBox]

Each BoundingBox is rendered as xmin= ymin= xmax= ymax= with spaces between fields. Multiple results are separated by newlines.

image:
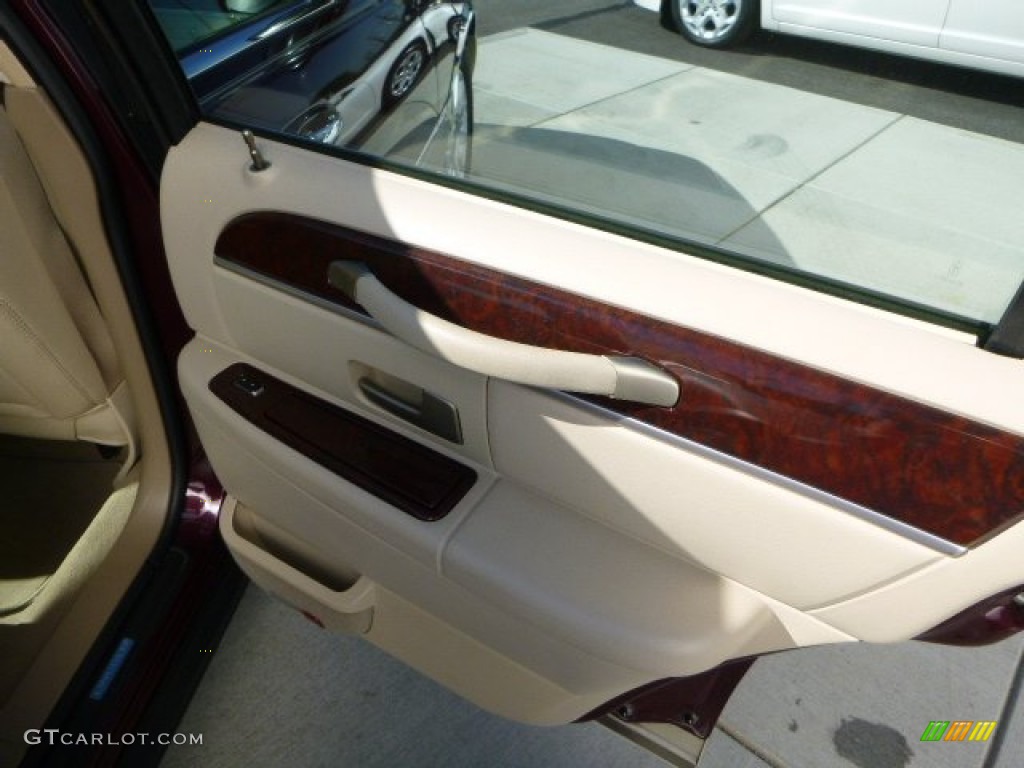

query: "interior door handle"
xmin=328 ymin=261 xmax=680 ymax=407
xmin=358 ymin=375 xmax=463 ymax=444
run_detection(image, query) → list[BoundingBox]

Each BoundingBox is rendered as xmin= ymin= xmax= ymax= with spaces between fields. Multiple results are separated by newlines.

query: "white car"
xmin=654 ymin=0 xmax=1024 ymax=78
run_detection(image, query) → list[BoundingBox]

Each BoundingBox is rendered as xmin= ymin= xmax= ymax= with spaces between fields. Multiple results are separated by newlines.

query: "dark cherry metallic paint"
xmin=918 ymin=584 xmax=1024 ymax=646
xmin=215 ymin=212 xmax=1024 ymax=548
xmin=584 ymin=659 xmax=756 ymax=739
xmin=96 ymin=460 xmax=230 ymax=759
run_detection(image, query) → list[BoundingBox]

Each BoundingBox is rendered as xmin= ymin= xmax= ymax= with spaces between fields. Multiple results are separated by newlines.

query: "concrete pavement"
xmin=699 ymin=638 xmax=1024 ymax=767
xmin=469 ymin=28 xmax=1024 ymax=325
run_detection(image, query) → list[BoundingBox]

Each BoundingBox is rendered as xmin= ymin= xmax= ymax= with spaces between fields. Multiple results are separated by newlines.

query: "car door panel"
xmin=212 ymin=210 xmax=1024 ymax=549
xmin=164 ymin=121 xmax=1024 ymax=724
xmin=204 ymin=209 xmax=1003 ymax=608
xmin=940 ymin=0 xmax=1024 ymax=65
xmin=771 ymin=0 xmax=951 ymax=47
xmin=208 ymin=212 xmax=965 ymax=605
xmin=201 ymin=265 xmax=493 ymax=464
xmin=438 ymin=477 xmax=827 ymax=673
xmin=487 ymin=384 xmax=942 ymax=610
xmin=181 ymin=339 xmax=675 ymax=725
xmin=179 ymin=338 xmax=850 ymax=720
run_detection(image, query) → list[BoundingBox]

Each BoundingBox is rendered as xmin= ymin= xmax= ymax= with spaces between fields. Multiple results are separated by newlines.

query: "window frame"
xmin=90 ymin=0 xmax=1024 ymax=354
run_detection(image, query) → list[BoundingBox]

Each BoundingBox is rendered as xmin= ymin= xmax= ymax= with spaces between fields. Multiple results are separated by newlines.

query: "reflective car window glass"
xmin=150 ymin=0 xmax=296 ymax=54
xmin=146 ymin=0 xmax=1024 ymax=331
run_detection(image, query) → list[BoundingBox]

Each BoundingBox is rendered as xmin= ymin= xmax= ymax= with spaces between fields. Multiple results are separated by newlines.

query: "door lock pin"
xmin=242 ymin=130 xmax=271 ymax=172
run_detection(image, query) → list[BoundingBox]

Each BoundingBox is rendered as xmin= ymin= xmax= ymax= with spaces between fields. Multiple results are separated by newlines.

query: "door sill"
xmin=599 ymin=716 xmax=704 ymax=767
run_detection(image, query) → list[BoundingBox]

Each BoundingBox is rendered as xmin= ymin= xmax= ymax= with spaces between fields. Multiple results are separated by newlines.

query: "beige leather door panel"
xmin=163 ymin=122 xmax=1024 ymax=725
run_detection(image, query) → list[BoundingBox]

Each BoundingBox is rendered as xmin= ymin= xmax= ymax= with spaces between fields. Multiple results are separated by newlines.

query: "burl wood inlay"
xmin=216 ymin=212 xmax=1024 ymax=546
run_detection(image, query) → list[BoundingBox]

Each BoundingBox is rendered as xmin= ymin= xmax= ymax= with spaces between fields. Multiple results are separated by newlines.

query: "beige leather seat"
xmin=0 ymin=92 xmax=129 ymax=445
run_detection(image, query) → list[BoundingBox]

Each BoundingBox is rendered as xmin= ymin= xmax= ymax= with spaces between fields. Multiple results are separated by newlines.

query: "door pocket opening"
xmin=222 ymin=498 xmax=376 ymax=634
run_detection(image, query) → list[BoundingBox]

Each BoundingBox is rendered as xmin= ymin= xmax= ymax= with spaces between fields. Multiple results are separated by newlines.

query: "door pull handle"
xmin=328 ymin=260 xmax=679 ymax=407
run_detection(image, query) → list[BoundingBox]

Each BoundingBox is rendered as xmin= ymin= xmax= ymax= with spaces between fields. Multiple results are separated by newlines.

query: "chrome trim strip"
xmin=253 ymin=0 xmax=339 ymax=40
xmin=213 ymin=257 xmax=967 ymax=557
xmin=546 ymin=390 xmax=968 ymax=557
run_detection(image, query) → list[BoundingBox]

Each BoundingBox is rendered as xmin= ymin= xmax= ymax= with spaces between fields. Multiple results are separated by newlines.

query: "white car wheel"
xmin=671 ymin=0 xmax=759 ymax=48
xmin=385 ymin=42 xmax=427 ymax=104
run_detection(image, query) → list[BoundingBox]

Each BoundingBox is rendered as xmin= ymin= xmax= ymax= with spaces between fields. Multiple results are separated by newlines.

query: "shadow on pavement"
xmin=469 ymin=122 xmax=793 ymax=267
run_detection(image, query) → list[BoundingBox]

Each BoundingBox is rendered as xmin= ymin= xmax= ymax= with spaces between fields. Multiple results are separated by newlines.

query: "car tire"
xmin=384 ymin=41 xmax=428 ymax=106
xmin=669 ymin=0 xmax=759 ymax=48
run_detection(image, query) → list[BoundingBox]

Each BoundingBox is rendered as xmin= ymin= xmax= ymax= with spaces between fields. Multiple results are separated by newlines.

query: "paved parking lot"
xmin=701 ymin=635 xmax=1024 ymax=767
xmin=474 ymin=0 xmax=1024 ymax=145
xmin=467 ymin=28 xmax=1024 ymax=324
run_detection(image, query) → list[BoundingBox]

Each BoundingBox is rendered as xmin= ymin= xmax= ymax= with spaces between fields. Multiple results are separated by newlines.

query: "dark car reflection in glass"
xmin=150 ymin=0 xmax=475 ymax=176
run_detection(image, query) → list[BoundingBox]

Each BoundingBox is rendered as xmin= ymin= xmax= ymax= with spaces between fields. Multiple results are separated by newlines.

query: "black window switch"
xmin=233 ymin=373 xmax=265 ymax=397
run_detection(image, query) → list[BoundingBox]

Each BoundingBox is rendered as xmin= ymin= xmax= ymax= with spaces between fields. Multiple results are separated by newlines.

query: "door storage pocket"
xmin=221 ymin=497 xmax=375 ymax=633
